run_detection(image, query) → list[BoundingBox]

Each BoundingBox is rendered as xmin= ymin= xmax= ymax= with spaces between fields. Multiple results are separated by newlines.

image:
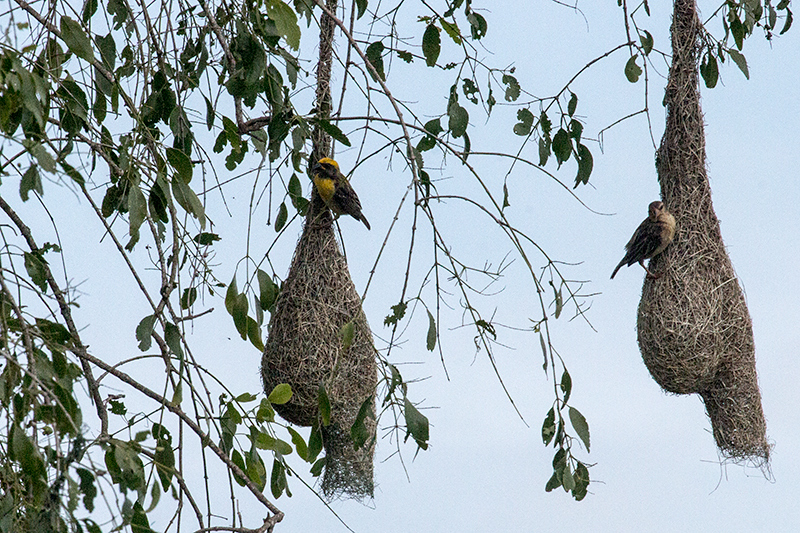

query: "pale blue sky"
xmin=9 ymin=1 xmax=798 ymax=532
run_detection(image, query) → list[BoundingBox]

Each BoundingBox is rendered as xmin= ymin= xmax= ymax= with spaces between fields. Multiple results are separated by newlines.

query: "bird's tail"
xmin=359 ymin=214 xmax=371 ymax=230
xmin=610 ymin=261 xmax=624 ymax=279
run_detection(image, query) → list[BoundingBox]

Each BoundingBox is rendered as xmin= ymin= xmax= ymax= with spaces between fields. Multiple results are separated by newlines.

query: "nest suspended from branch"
xmin=261 ymin=193 xmax=377 ymax=500
xmin=636 ymin=0 xmax=769 ymax=465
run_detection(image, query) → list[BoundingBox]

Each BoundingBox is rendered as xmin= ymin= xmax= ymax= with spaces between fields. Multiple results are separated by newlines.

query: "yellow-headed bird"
xmin=311 ymin=158 xmax=371 ymax=230
xmin=611 ymin=200 xmax=676 ymax=279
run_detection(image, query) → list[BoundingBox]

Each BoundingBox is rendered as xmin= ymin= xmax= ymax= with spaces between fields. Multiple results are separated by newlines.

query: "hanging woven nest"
xmin=261 ymin=192 xmax=377 ymax=499
xmin=636 ymin=0 xmax=769 ymax=465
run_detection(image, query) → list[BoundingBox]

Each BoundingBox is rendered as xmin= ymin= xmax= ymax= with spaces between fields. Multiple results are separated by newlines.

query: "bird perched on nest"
xmin=611 ymin=200 xmax=676 ymax=279
xmin=311 ymin=157 xmax=371 ymax=230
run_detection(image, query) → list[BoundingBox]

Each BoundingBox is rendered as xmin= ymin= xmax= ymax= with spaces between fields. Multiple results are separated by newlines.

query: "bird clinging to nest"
xmin=311 ymin=158 xmax=371 ymax=230
xmin=611 ymin=200 xmax=676 ymax=279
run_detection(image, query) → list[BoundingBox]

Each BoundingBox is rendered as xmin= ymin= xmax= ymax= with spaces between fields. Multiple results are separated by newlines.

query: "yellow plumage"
xmin=311 ymin=158 xmax=370 ymax=230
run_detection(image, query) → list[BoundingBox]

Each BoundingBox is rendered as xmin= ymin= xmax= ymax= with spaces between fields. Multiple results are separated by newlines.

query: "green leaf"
xmin=23 ymin=252 xmax=48 ymax=292
xmin=127 ymin=185 xmax=146 ymax=239
xmin=350 ymin=396 xmax=373 ymax=449
xmin=575 ymin=143 xmax=593 ymax=187
xmin=340 ymin=320 xmax=355 ymax=350
xmin=540 ymin=332 xmax=548 ymax=371
xmin=426 ymin=310 xmax=436 ymax=351
xmin=624 ymin=55 xmax=642 ymax=83
xmin=502 ymin=182 xmax=510 ymax=209
xmin=545 ymin=470 xmax=561 ymax=492
xmin=231 ymin=449 xmax=247 ymax=486
xmin=538 ymin=137 xmax=550 ymax=166
xmin=60 ymin=16 xmax=94 ymax=61
xmin=164 ymin=322 xmax=184 ymax=359
xmin=561 ymin=465 xmax=576 ymax=491
xmin=194 ymin=232 xmax=220 ymax=245
xmin=448 ymin=102 xmax=469 ymax=138
xmin=567 ymin=92 xmax=578 ymax=117
xmin=135 ymin=314 xmax=156 ymax=351
xmin=513 ymin=108 xmax=534 ymax=136
xmin=316 ymin=119 xmax=351 ymax=147
xmin=287 ymin=427 xmax=309 ymax=461
xmin=701 ymin=52 xmax=719 ymax=89
xmin=154 ymin=437 xmax=175 ymax=490
xmin=171 ymin=180 xmax=205 ymax=228
xmin=422 ymin=23 xmax=441 ymax=67
xmin=730 ymin=15 xmax=745 ymax=50
xmin=266 ymin=0 xmax=301 ymax=50
xmin=270 ymin=459 xmax=287 ymax=499
xmin=365 ymin=41 xmax=385 ymax=81
xmin=76 ymin=468 xmax=97 ymax=512
xmin=424 ymin=118 xmax=443 ymax=136
xmin=355 ymin=0 xmax=368 ymax=19
xmin=560 ymin=370 xmax=572 ymax=404
xmin=572 ymin=461 xmax=590 ymax=501
xmin=568 ymin=406 xmax=590 ymax=452
xmin=257 ymin=269 xmax=279 ymax=311
xmin=166 ymin=147 xmax=193 ymax=183
xmin=467 ymin=12 xmax=487 ymax=40
xmin=275 ymin=202 xmax=288 ymax=231
xmin=268 ymin=383 xmax=292 ymax=405
xmin=247 ymin=316 xmax=264 ymax=351
xmin=308 ymin=424 xmax=323 ymax=462
xmin=256 ymin=398 xmax=275 ymax=423
xmin=779 ymin=7 xmax=792 ymax=35
xmin=639 ymin=30 xmax=653 ymax=55
xmin=384 ymin=301 xmax=407 ymax=326
xmin=403 ymin=398 xmax=429 ymax=449
xmin=728 ymin=49 xmax=749 ymax=79
xmin=204 ymin=96 xmax=215 ymax=130
xmin=542 ymin=407 xmax=556 ymax=446
xmin=232 ymin=292 xmax=248 ymax=339
xmin=20 ymin=164 xmax=42 ymax=201
xmin=501 ymin=73 xmax=520 ymax=102
xmin=440 ymin=19 xmax=461 ymax=44
xmin=552 ymin=128 xmax=571 ymax=165
xmin=318 ymin=385 xmax=331 ymax=426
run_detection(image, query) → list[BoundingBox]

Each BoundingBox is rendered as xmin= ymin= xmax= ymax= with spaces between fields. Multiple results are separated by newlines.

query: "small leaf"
xmin=275 ymin=202 xmax=288 ymax=231
xmin=540 ymin=332 xmax=548 ymax=371
xmin=560 ymin=370 xmax=572 ymax=404
xmin=552 ymin=128 xmax=571 ymax=165
xmin=426 ymin=310 xmax=436 ymax=351
xmin=568 ymin=406 xmax=591 ymax=452
xmin=257 ymin=269 xmax=279 ymax=311
xmin=20 ymin=164 xmax=43 ymax=201
xmin=355 ymin=0 xmax=368 ymax=19
xmin=728 ymin=49 xmax=749 ymax=79
xmin=567 ymin=92 xmax=578 ymax=117
xmin=501 ymin=73 xmax=520 ymax=102
xmin=624 ymin=55 xmax=642 ymax=83
xmin=403 ymin=398 xmax=429 ymax=449
xmin=448 ymin=102 xmax=469 ymax=138
xmin=639 ymin=30 xmax=653 ymax=55
xmin=340 ymin=320 xmax=355 ymax=350
xmin=575 ymin=143 xmax=593 ymax=187
xmin=316 ymin=119 xmax=351 ymax=147
xmin=268 ymin=383 xmax=292 ymax=405
xmin=270 ymin=459 xmax=287 ymax=499
xmin=23 ymin=252 xmax=48 ymax=292
xmin=365 ymin=41 xmax=385 ymax=81
xmin=193 ymin=232 xmax=220 ymax=245
xmin=440 ymin=19 xmax=461 ymax=45
xmin=166 ymin=147 xmax=193 ymax=183
xmin=538 ymin=137 xmax=550 ymax=166
xmin=424 ymin=118 xmax=443 ymax=136
xmin=171 ymin=180 xmax=205 ymax=228
xmin=164 ymin=322 xmax=184 ymax=359
xmin=422 ymin=23 xmax=441 ymax=67
xmin=701 ymin=53 xmax=719 ymax=89
xmin=467 ymin=12 xmax=487 ymax=40
xmin=287 ymin=427 xmax=309 ymax=461
xmin=135 ymin=314 xmax=157 ymax=351
xmin=247 ymin=316 xmax=264 ymax=351
xmin=60 ymin=16 xmax=94 ymax=61
xmin=513 ymin=108 xmax=534 ymax=136
xmin=542 ymin=407 xmax=556 ymax=446
xmin=350 ymin=396 xmax=373 ymax=449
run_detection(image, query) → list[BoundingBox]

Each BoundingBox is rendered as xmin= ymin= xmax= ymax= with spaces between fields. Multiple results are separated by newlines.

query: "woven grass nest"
xmin=636 ymin=0 xmax=769 ymax=466
xmin=261 ymin=192 xmax=376 ymax=499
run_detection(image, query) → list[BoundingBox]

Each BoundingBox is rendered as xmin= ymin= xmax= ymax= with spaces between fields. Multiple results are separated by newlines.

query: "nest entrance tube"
xmin=261 ymin=195 xmax=377 ymax=500
xmin=636 ymin=0 xmax=769 ymax=465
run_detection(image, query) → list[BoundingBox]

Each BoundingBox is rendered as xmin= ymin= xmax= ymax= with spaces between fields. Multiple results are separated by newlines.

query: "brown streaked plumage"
xmin=311 ymin=158 xmax=371 ymax=230
xmin=611 ymin=200 xmax=676 ymax=279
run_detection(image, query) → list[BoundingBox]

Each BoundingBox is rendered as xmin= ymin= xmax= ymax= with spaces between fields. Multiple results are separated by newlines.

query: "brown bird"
xmin=311 ymin=157 xmax=371 ymax=230
xmin=611 ymin=200 xmax=676 ymax=279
